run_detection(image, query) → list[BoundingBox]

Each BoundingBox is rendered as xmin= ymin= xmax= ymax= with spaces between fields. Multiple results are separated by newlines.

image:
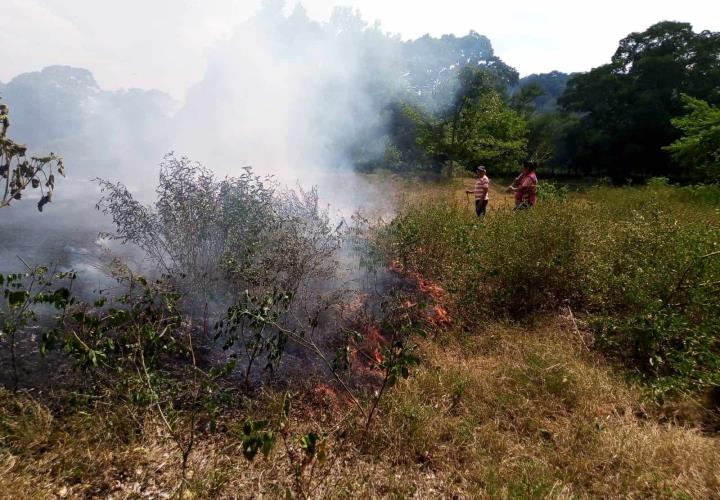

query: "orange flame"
xmin=431 ymin=305 xmax=451 ymax=326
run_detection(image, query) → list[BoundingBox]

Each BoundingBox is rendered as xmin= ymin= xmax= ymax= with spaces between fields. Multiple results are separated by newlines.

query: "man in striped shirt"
xmin=466 ymin=165 xmax=490 ymax=218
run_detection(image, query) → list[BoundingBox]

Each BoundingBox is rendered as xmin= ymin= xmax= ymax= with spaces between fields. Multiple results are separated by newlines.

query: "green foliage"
xmin=510 ymin=82 xmax=545 ymax=113
xmin=675 ymin=183 xmax=720 ymax=205
xmin=646 ymin=176 xmax=671 ymax=188
xmin=526 ymin=111 xmax=578 ymax=167
xmin=560 ymin=22 xmax=720 ymax=182
xmin=381 ymin=341 xmax=420 ymax=388
xmin=376 ymin=67 xmax=529 ymax=174
xmin=0 ymin=96 xmax=65 ymax=210
xmin=403 ymin=30 xmax=518 ymax=104
xmin=214 ymin=290 xmax=294 ymax=383
xmin=49 ymin=274 xmax=183 ymax=375
xmin=382 ymin=186 xmax=720 ymax=393
xmin=665 ymin=94 xmax=720 ymax=182
xmin=0 ymin=265 xmax=76 ymax=390
xmin=535 ymin=182 xmax=569 ymax=202
xmin=236 ymin=419 xmax=276 ymax=460
xmin=514 ymin=71 xmax=572 ymax=112
xmin=448 ymin=88 xmax=528 ymax=173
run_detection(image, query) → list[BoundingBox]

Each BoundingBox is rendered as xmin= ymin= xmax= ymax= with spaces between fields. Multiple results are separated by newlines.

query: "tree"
xmin=403 ymin=31 xmax=518 ymax=108
xmin=511 ymin=82 xmax=545 ymax=114
xmin=447 ymin=89 xmax=527 ymax=172
xmin=560 ymin=22 xmax=720 ymax=182
xmin=375 ymin=102 xmax=441 ymax=172
xmin=0 ymin=97 xmax=64 ymax=210
xmin=514 ymin=71 xmax=572 ymax=112
xmin=526 ymin=111 xmax=578 ymax=168
xmin=375 ymin=67 xmax=528 ymax=174
xmin=664 ymin=94 xmax=720 ymax=182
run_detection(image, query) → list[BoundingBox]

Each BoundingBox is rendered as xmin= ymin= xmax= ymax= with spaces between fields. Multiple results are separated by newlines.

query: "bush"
xmin=97 ymin=153 xmax=340 ymax=307
xmin=646 ymin=176 xmax=670 ymax=188
xmin=536 ymin=182 xmax=569 ymax=202
xmin=676 ymin=183 xmax=720 ymax=205
xmin=382 ymin=185 xmax=720 ymax=393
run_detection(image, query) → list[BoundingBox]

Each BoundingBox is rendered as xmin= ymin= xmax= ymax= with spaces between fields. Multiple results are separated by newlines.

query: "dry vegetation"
xmin=2 ymin=315 xmax=719 ymax=498
xmin=2 ymin=177 xmax=719 ymax=499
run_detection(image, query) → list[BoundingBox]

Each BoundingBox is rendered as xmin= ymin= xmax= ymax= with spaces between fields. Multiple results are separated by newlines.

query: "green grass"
xmin=382 ymin=183 xmax=720 ymax=394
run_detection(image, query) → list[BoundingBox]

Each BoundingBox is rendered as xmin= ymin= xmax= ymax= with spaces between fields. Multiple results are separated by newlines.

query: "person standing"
xmin=508 ymin=161 xmax=538 ymax=209
xmin=466 ymin=166 xmax=490 ymax=218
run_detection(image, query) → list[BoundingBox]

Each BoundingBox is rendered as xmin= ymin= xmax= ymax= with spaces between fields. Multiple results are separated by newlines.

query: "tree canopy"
xmin=665 ymin=94 xmax=720 ymax=182
xmin=560 ymin=21 xmax=720 ymax=182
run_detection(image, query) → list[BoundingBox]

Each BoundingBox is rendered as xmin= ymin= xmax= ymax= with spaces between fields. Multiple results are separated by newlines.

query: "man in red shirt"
xmin=508 ymin=161 xmax=538 ymax=209
xmin=466 ymin=166 xmax=490 ymax=218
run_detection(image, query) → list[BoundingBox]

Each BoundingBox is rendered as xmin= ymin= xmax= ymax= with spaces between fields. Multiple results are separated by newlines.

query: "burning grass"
xmin=2 ymin=317 xmax=719 ymax=498
xmin=2 ymin=177 xmax=719 ymax=497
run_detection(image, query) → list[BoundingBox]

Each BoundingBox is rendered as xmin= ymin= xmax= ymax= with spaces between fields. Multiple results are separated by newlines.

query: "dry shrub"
xmin=97 ymin=153 xmax=340 ymax=308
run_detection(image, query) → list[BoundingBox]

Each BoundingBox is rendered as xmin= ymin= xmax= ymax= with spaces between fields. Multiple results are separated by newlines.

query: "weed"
xmin=381 ymin=184 xmax=720 ymax=394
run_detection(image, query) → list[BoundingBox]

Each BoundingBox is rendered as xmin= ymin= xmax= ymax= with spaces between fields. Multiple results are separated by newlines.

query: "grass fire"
xmin=2 ymin=2 xmax=720 ymax=498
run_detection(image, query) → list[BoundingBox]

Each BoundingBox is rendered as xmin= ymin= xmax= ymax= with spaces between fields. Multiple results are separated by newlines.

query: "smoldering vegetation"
xmin=1 ymin=4 xmax=504 ymax=388
xmin=0 ymin=153 xmax=405 ymax=390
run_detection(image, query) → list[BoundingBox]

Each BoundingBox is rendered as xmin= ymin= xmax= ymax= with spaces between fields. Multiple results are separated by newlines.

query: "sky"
xmin=2 ymin=0 xmax=718 ymax=99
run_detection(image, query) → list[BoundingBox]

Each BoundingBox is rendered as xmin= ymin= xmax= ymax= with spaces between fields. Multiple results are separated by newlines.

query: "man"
xmin=508 ymin=161 xmax=538 ymax=209
xmin=466 ymin=166 xmax=490 ymax=218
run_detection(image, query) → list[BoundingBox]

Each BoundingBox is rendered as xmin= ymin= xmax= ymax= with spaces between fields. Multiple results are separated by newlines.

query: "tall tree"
xmin=664 ymin=94 xmax=720 ymax=182
xmin=560 ymin=22 xmax=720 ymax=182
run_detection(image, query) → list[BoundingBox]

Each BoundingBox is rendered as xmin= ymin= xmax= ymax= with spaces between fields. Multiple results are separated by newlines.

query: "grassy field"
xmin=1 ymin=178 xmax=719 ymax=498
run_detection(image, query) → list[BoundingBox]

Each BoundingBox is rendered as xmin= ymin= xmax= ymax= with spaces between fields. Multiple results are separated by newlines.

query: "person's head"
xmin=522 ymin=160 xmax=537 ymax=174
xmin=476 ymin=165 xmax=487 ymax=177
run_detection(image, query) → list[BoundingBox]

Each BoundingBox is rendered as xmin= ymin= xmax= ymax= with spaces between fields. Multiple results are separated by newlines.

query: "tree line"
xmin=370 ymin=21 xmax=720 ymax=183
xmin=2 ymin=10 xmax=718 ymax=185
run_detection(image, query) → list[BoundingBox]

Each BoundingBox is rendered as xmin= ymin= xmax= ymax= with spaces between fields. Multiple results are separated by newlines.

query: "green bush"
xmin=646 ymin=176 xmax=671 ymax=188
xmin=676 ymin=183 xmax=720 ymax=205
xmin=536 ymin=182 xmax=569 ymax=202
xmin=382 ymin=185 xmax=720 ymax=393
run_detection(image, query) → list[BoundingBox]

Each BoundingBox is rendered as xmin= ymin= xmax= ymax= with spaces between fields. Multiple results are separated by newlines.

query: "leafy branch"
xmin=1 ymin=98 xmax=65 ymax=210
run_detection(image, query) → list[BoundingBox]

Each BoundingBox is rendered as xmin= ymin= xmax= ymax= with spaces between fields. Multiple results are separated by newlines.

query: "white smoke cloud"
xmin=169 ymin=6 xmax=405 ymax=213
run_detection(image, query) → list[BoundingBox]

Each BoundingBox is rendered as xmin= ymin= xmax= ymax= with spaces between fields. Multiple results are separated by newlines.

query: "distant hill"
xmin=0 ymin=65 xmax=176 ymax=179
xmin=515 ymin=71 xmax=573 ymax=112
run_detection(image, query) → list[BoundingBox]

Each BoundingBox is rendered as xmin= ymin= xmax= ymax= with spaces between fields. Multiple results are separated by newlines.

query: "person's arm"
xmin=507 ymin=173 xmax=522 ymax=192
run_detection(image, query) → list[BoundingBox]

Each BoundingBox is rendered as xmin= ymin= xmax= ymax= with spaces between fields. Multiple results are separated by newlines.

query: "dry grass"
xmin=2 ymin=176 xmax=718 ymax=498
xmin=2 ymin=314 xmax=718 ymax=499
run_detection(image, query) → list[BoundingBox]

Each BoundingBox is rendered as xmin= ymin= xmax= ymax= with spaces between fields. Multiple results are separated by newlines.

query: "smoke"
xmin=172 ymin=4 xmax=404 ymax=213
xmin=1 ymin=4 xmax=406 ymax=279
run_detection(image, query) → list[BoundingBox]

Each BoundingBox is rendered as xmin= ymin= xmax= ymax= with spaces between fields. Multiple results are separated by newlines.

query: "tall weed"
xmin=382 ymin=185 xmax=720 ymax=393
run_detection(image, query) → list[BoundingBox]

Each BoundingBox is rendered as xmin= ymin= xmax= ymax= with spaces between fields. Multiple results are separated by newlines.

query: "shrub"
xmin=381 ymin=185 xmax=720 ymax=393
xmin=676 ymin=183 xmax=720 ymax=205
xmin=97 ymin=153 xmax=340 ymax=307
xmin=536 ymin=182 xmax=569 ymax=202
xmin=383 ymin=198 xmax=585 ymax=321
xmin=646 ymin=176 xmax=671 ymax=188
xmin=1 ymin=97 xmax=65 ymax=210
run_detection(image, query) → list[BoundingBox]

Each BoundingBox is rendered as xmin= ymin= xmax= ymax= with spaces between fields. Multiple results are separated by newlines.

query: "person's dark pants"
xmin=475 ymin=199 xmax=488 ymax=218
xmin=513 ymin=201 xmax=534 ymax=211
